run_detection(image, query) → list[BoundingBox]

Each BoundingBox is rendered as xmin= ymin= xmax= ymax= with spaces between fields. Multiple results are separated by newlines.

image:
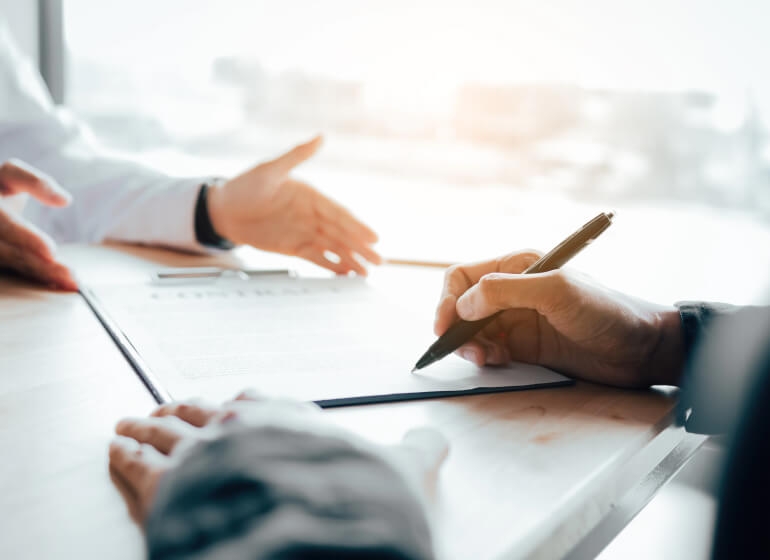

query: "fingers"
xmin=318 ymin=216 xmax=382 ymax=266
xmin=0 ymin=159 xmax=72 ymax=207
xmin=151 ymin=399 xmax=219 ymax=427
xmin=456 ymin=269 xmax=572 ymax=321
xmin=434 ymin=251 xmax=541 ymax=335
xmin=109 ymin=435 xmax=169 ymax=520
xmin=389 ymin=427 xmax=449 ymax=493
xmin=266 ymin=136 xmax=323 ymax=177
xmin=399 ymin=427 xmax=449 ymax=474
xmin=0 ymin=237 xmax=78 ymax=291
xmin=307 ymin=186 xmax=381 ymax=267
xmin=454 ymin=342 xmax=485 ymax=366
xmin=115 ymin=416 xmax=191 ymax=455
xmin=296 ymin=245 xmax=363 ymax=276
xmin=323 ymin=239 xmax=368 ymax=276
xmin=314 ymin=191 xmax=379 ymax=246
xmin=0 ymin=207 xmax=57 ymax=259
xmin=434 ymin=291 xmax=459 ymax=336
xmin=496 ymin=250 xmax=544 ymax=274
xmin=457 ymin=332 xmax=512 ymax=365
xmin=226 ymin=391 xmax=320 ymax=416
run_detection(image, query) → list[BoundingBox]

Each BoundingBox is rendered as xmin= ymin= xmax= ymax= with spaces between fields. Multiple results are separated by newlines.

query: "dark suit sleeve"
xmin=676 ymin=301 xmax=770 ymax=434
xmin=144 ymin=425 xmax=434 ymax=560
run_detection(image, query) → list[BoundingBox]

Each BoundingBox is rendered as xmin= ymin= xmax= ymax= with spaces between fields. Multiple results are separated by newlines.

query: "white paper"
xmin=87 ymin=274 xmax=570 ymax=405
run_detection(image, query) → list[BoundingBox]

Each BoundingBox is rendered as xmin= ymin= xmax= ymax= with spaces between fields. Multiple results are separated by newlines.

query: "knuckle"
xmin=175 ymin=403 xmax=192 ymax=416
xmin=443 ymin=264 xmax=460 ymax=282
xmin=500 ymin=250 xmax=541 ymax=272
xmin=548 ymin=269 xmax=570 ymax=289
xmin=520 ymin=248 xmax=543 ymax=258
xmin=151 ymin=404 xmax=168 ymax=416
xmin=108 ymin=442 xmax=122 ymax=460
xmin=235 ymin=390 xmax=255 ymax=400
xmin=217 ymin=410 xmax=240 ymax=424
xmin=0 ymin=160 xmax=18 ymax=174
xmin=126 ymin=457 xmax=144 ymax=473
xmin=478 ymin=274 xmax=501 ymax=302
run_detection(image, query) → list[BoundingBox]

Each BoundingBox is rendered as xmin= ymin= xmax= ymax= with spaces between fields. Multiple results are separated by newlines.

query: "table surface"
xmin=0 ymin=243 xmax=694 ymax=560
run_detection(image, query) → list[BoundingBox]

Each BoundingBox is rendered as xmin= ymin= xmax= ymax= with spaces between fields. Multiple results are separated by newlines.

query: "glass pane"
xmin=63 ymin=0 xmax=770 ymax=301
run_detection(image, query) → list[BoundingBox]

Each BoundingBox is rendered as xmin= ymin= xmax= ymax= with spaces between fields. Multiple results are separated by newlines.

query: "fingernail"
xmin=219 ymin=410 xmax=239 ymax=424
xmin=461 ymin=348 xmax=479 ymax=364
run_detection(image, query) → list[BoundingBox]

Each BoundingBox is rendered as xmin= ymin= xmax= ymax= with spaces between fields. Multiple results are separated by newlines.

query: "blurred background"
xmin=6 ymin=0 xmax=770 ymax=303
xmin=64 ymin=0 xmax=770 ymax=214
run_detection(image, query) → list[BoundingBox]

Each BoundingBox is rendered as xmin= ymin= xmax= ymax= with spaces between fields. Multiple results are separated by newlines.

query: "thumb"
xmin=396 ymin=427 xmax=449 ymax=478
xmin=0 ymin=159 xmax=71 ymax=207
xmin=264 ymin=136 xmax=322 ymax=177
xmin=455 ymin=270 xmax=567 ymax=320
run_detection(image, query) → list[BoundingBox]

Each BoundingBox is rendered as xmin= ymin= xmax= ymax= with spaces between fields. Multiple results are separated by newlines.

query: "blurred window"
xmin=63 ymin=0 xmax=770 ymax=216
xmin=59 ymin=0 xmax=770 ymax=303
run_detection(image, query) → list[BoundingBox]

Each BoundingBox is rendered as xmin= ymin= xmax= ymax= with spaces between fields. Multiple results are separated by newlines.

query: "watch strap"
xmin=194 ymin=183 xmax=235 ymax=249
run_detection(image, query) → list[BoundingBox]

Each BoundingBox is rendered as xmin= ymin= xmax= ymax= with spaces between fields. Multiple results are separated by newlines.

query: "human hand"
xmin=0 ymin=159 xmax=77 ymax=291
xmin=110 ymin=391 xmax=448 ymax=523
xmin=207 ymin=136 xmax=381 ymax=275
xmin=434 ymin=250 xmax=686 ymax=388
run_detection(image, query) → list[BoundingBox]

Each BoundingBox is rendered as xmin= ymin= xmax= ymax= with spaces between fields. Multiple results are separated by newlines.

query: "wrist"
xmin=647 ymin=308 xmax=687 ymax=386
xmin=194 ymin=182 xmax=235 ymax=249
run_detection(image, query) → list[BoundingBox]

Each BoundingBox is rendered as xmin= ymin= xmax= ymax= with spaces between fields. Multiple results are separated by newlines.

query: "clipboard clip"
xmin=152 ymin=267 xmax=295 ymax=283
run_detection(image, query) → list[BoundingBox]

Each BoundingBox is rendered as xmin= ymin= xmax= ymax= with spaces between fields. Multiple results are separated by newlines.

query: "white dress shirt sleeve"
xmin=0 ymin=21 xmax=210 ymax=252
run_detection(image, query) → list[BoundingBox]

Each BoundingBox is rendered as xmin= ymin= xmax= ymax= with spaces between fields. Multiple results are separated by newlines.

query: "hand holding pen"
xmin=419 ymin=212 xmax=687 ymax=388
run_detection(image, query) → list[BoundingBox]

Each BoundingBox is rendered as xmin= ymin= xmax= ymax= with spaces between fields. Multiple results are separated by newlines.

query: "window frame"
xmin=38 ymin=0 xmax=64 ymax=104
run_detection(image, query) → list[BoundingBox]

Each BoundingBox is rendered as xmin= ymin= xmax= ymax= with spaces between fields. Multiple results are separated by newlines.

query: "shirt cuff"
xmin=105 ymin=177 xmax=213 ymax=254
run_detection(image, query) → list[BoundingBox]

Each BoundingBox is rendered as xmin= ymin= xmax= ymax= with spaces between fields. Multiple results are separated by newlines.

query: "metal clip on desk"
xmin=152 ymin=267 xmax=294 ymax=283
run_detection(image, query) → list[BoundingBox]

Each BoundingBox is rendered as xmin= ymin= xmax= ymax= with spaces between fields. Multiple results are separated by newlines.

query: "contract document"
xmin=82 ymin=270 xmax=571 ymax=406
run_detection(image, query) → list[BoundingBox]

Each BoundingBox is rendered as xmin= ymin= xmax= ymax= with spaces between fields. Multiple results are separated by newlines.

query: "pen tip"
xmin=606 ymin=210 xmax=616 ymax=220
xmin=411 ymin=367 xmax=419 ymax=374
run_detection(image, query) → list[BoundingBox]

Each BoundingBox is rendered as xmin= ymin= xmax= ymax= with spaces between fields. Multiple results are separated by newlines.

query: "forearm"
xmin=145 ymin=425 xmax=434 ymax=560
xmin=13 ymin=119 xmax=209 ymax=252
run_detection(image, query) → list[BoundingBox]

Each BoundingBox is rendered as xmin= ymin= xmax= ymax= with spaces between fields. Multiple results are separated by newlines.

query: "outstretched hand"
xmin=0 ymin=159 xmax=77 ymax=291
xmin=207 ymin=137 xmax=381 ymax=275
xmin=434 ymin=250 xmax=686 ymax=388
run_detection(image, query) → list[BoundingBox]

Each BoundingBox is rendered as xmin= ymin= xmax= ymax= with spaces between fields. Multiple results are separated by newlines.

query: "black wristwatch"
xmin=194 ymin=182 xmax=235 ymax=250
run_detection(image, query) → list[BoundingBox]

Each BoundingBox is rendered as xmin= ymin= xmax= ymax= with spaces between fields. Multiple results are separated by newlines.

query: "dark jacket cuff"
xmin=676 ymin=301 xmax=750 ymax=434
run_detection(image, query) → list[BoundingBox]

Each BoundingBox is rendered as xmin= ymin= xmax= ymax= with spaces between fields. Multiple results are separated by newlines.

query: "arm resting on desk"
xmin=676 ymin=302 xmax=770 ymax=435
xmin=145 ymin=425 xmax=434 ymax=560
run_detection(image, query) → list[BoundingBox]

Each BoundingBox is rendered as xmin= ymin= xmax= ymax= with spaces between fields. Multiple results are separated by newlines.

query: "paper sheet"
xmin=84 ymin=274 xmax=571 ymax=405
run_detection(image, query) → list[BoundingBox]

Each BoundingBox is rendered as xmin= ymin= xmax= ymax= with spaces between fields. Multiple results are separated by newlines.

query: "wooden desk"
xmin=0 ymin=244 xmax=703 ymax=559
